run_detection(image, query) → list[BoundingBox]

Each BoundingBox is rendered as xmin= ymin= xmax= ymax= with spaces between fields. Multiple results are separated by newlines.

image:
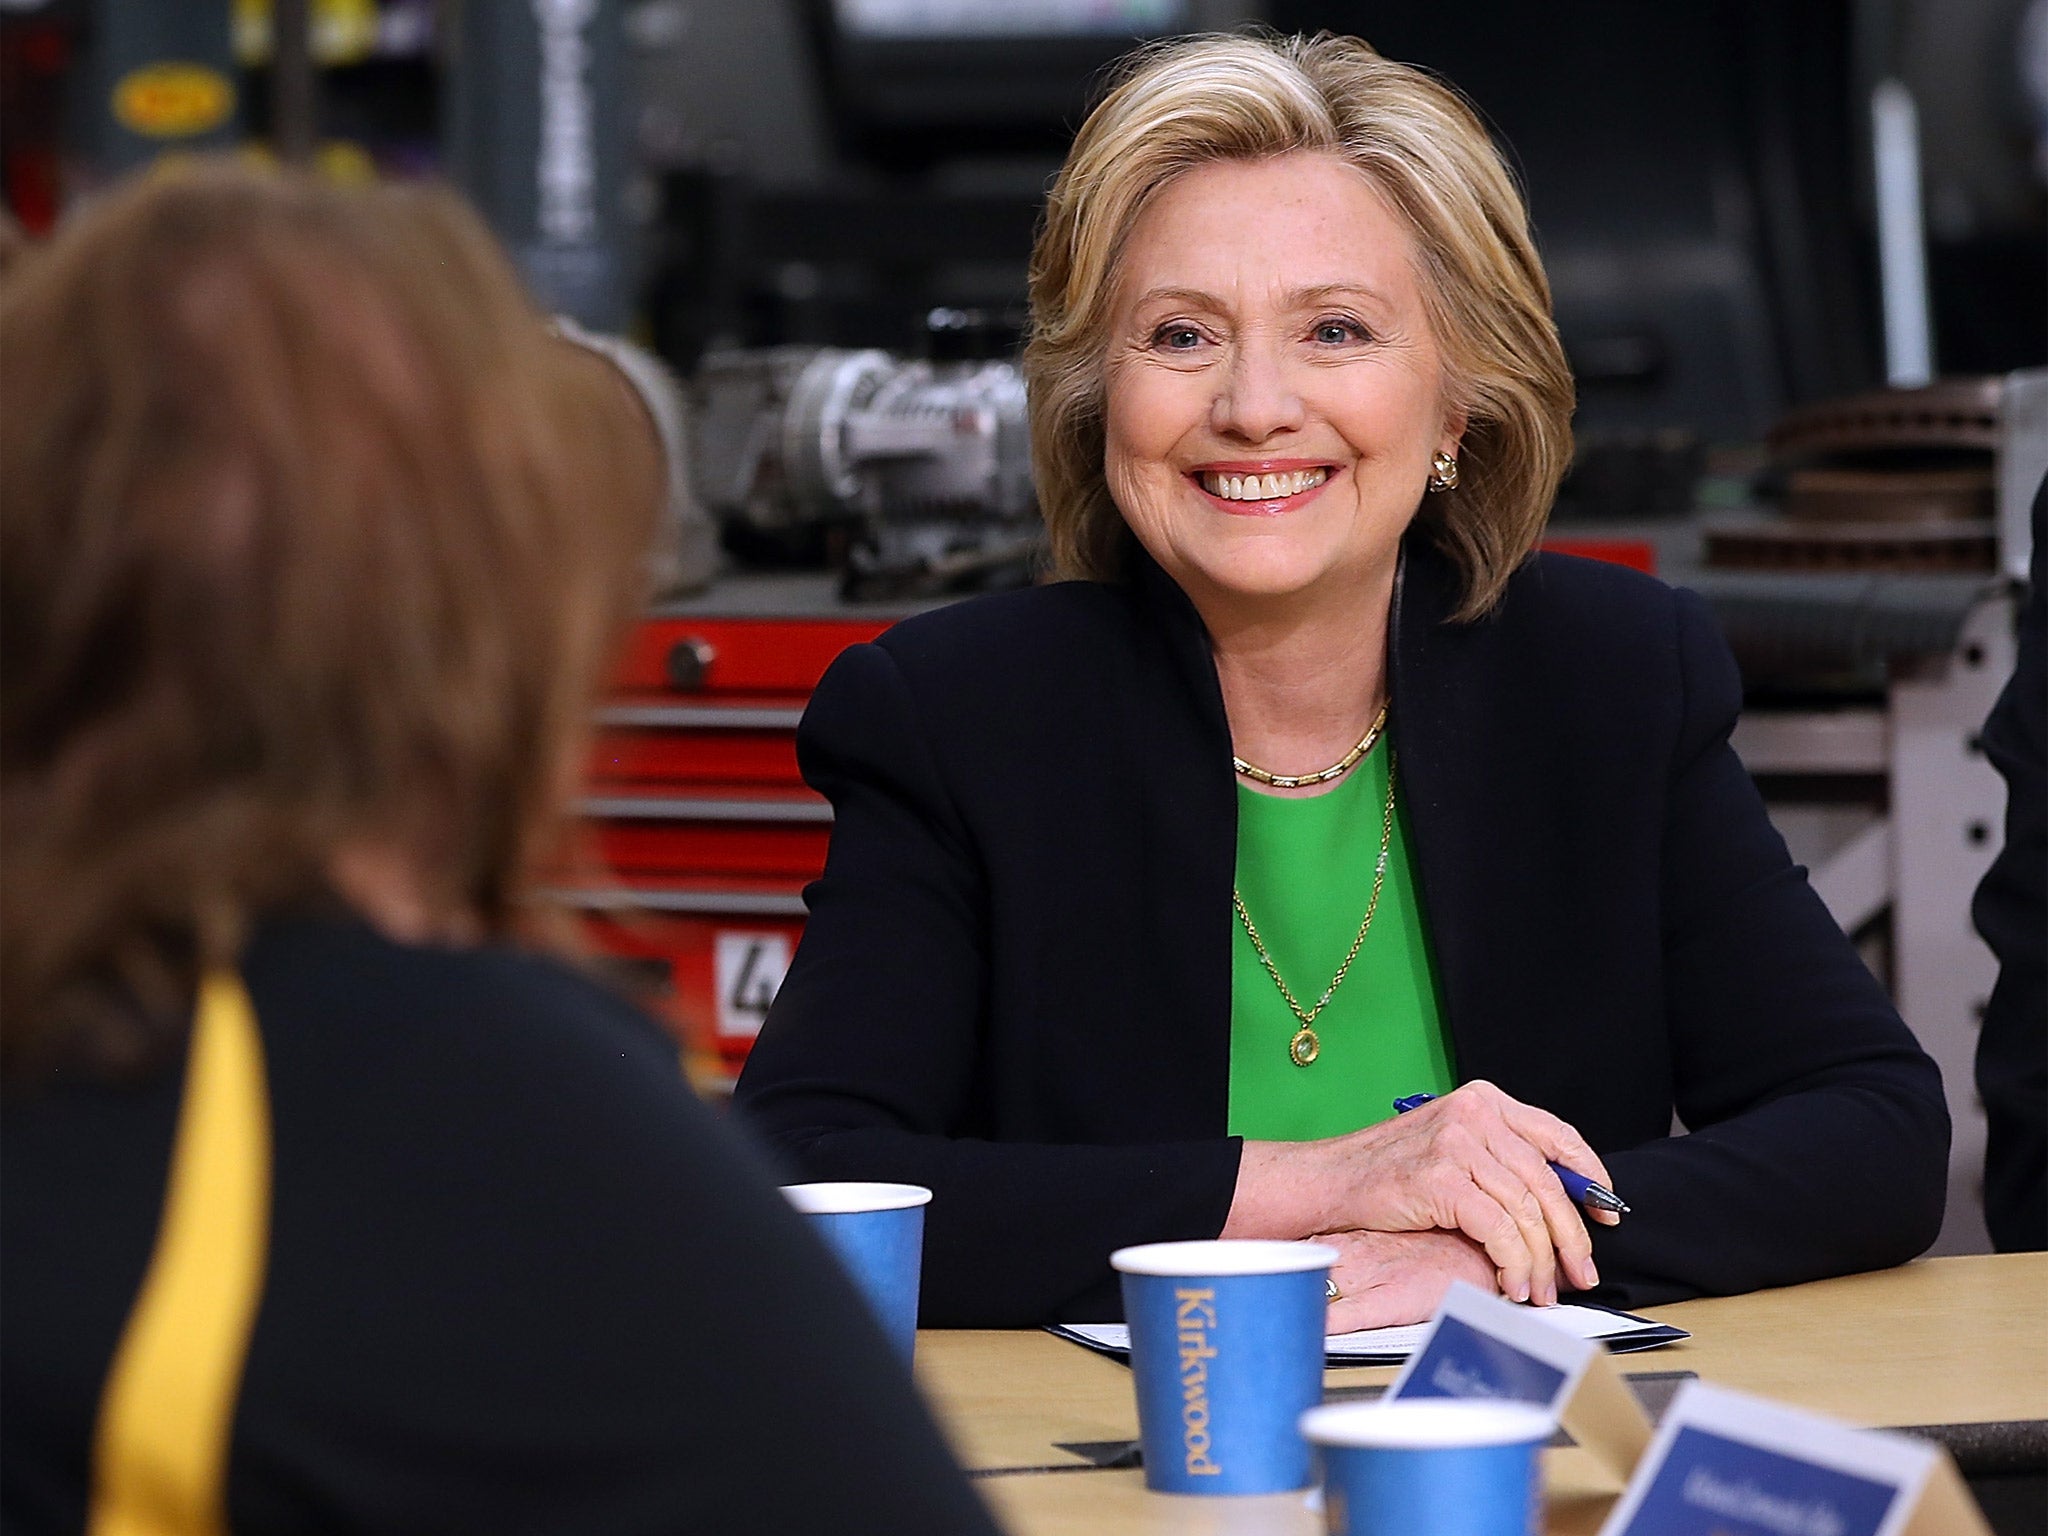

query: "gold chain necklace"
xmin=1233 ymin=700 xmax=1390 ymax=790
xmin=1233 ymin=749 xmax=1397 ymax=1067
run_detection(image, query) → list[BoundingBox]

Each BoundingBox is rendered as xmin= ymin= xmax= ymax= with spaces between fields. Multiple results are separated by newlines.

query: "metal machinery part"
xmin=1707 ymin=377 xmax=2007 ymax=575
xmin=553 ymin=317 xmax=718 ymax=598
xmin=1711 ymin=365 xmax=2045 ymax=1258
xmin=690 ymin=346 xmax=1039 ymax=598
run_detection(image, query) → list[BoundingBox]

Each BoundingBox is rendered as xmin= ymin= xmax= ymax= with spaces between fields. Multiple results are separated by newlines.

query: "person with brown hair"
xmin=736 ymin=31 xmax=1948 ymax=1330
xmin=0 ymin=205 xmax=28 ymax=281
xmin=0 ymin=164 xmax=998 ymax=1535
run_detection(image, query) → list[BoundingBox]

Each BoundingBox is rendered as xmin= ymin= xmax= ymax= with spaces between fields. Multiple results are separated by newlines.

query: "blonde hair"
xmin=0 ymin=164 xmax=659 ymax=1074
xmin=1025 ymin=31 xmax=1574 ymax=619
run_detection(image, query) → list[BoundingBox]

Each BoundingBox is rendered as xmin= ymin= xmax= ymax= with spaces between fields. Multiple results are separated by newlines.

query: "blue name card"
xmin=1390 ymin=1281 xmax=1653 ymax=1478
xmin=1601 ymin=1382 xmax=1990 ymax=1536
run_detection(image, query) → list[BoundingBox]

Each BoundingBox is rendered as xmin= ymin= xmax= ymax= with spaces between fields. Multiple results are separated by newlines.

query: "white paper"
xmin=1054 ymin=1303 xmax=1659 ymax=1362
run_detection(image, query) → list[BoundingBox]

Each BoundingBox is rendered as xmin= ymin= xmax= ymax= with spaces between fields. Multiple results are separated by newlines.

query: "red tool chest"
xmin=568 ymin=578 xmax=912 ymax=1090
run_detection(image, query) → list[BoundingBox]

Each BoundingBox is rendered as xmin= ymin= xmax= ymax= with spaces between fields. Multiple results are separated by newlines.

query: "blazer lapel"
xmin=1127 ymin=552 xmax=1238 ymax=1135
xmin=1389 ymin=537 xmax=1533 ymax=1086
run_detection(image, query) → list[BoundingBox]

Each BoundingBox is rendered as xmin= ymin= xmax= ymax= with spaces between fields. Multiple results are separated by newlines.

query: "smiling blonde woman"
xmin=735 ymin=32 xmax=1948 ymax=1331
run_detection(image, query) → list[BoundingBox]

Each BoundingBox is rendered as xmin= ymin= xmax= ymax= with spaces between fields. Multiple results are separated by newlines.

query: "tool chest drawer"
xmin=570 ymin=605 xmax=895 ymax=1087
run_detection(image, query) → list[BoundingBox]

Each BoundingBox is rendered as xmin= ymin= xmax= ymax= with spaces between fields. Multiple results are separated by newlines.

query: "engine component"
xmin=1707 ymin=377 xmax=2007 ymax=575
xmin=690 ymin=345 xmax=1038 ymax=594
xmin=553 ymin=317 xmax=718 ymax=596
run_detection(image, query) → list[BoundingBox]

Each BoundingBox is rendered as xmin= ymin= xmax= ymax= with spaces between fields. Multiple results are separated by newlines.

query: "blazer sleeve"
xmin=1586 ymin=589 xmax=1951 ymax=1306
xmin=1971 ymin=483 xmax=2046 ymax=1253
xmin=734 ymin=641 xmax=1243 ymax=1326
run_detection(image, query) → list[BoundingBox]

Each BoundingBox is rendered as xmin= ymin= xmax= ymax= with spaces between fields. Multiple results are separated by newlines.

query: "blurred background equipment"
xmin=445 ymin=0 xmax=632 ymax=329
xmin=691 ymin=332 xmax=1036 ymax=597
xmin=1699 ymin=367 xmax=2044 ymax=1261
xmin=553 ymin=315 xmax=719 ymax=597
xmin=5 ymin=0 xmax=2042 ymax=1252
xmin=81 ymin=0 xmax=242 ymax=175
xmin=634 ymin=0 xmax=1259 ymax=367
xmin=1709 ymin=377 xmax=2005 ymax=576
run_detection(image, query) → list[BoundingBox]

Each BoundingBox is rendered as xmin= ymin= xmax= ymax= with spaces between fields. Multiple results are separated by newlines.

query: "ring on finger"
xmin=1326 ymin=1276 xmax=1342 ymax=1303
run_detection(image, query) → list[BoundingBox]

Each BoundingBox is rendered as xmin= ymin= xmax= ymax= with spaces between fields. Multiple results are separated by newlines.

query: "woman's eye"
xmin=1155 ymin=326 xmax=1204 ymax=350
xmin=1314 ymin=320 xmax=1366 ymax=345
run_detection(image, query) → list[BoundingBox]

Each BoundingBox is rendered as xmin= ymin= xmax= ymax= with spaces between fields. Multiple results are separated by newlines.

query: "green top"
xmin=1226 ymin=742 xmax=1456 ymax=1141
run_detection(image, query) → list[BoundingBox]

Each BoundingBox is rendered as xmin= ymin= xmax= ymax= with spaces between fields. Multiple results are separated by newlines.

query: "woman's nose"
xmin=1209 ymin=341 xmax=1306 ymax=443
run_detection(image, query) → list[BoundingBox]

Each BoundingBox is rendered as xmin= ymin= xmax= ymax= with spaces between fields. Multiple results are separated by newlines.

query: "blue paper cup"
xmin=1111 ymin=1238 xmax=1339 ymax=1495
xmin=1300 ymin=1399 xmax=1553 ymax=1536
xmin=781 ymin=1182 xmax=931 ymax=1362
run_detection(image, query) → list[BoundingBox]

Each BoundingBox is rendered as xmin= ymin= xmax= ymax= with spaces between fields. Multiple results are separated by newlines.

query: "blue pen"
xmin=1392 ymin=1093 xmax=1630 ymax=1215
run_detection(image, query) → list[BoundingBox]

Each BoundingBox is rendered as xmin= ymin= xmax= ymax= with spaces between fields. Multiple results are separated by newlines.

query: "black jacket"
xmin=736 ymin=537 xmax=1950 ymax=1324
xmin=1973 ymin=476 xmax=2046 ymax=1253
xmin=2 ymin=915 xmax=1000 ymax=1536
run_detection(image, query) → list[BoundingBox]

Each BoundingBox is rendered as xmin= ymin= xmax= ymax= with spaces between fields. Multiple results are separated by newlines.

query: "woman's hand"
xmin=1318 ymin=1229 xmax=1499 ymax=1332
xmin=1224 ymin=1081 xmax=1614 ymax=1305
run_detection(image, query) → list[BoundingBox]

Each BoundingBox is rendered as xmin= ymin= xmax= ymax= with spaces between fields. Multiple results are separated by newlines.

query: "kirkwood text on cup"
xmin=1176 ymin=1287 xmax=1222 ymax=1477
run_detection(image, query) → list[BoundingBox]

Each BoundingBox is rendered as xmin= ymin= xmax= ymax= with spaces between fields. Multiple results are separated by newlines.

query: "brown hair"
xmin=0 ymin=164 xmax=659 ymax=1074
xmin=1025 ymin=31 xmax=1574 ymax=620
xmin=0 ymin=205 xmax=28 ymax=282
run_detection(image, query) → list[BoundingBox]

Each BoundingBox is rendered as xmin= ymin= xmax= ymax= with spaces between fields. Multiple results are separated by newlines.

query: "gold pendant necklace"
xmin=1233 ymin=700 xmax=1389 ymax=790
xmin=1233 ymin=750 xmax=1398 ymax=1066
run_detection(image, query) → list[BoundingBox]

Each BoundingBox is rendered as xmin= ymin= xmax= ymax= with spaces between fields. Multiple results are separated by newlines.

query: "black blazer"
xmin=1972 ymin=477 xmax=2045 ymax=1252
xmin=3 ymin=914 xmax=999 ymax=1534
xmin=735 ymin=537 xmax=1949 ymax=1324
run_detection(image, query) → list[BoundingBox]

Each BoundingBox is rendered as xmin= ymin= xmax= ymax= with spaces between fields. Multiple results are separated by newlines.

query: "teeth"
xmin=1200 ymin=467 xmax=1329 ymax=501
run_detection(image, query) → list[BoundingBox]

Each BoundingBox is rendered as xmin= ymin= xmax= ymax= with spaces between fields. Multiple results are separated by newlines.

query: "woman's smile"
xmin=1190 ymin=461 xmax=1338 ymax=515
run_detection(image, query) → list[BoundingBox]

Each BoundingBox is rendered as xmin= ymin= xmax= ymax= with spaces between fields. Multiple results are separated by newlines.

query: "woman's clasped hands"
xmin=1223 ymin=1081 xmax=1620 ymax=1329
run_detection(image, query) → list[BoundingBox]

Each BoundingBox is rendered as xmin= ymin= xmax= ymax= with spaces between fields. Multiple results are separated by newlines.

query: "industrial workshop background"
xmin=4 ymin=0 xmax=2043 ymax=1255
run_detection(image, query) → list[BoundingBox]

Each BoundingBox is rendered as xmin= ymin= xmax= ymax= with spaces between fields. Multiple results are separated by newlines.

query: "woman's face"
xmin=1102 ymin=152 xmax=1463 ymax=611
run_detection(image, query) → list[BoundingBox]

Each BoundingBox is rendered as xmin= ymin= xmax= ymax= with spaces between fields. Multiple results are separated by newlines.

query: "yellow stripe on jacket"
xmin=88 ymin=972 xmax=272 ymax=1536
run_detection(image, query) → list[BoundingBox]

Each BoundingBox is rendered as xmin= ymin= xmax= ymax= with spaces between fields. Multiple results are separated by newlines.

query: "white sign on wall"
xmin=714 ymin=931 xmax=792 ymax=1040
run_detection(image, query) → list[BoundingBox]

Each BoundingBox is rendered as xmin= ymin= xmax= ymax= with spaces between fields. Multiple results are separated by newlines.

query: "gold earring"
xmin=1427 ymin=451 xmax=1460 ymax=493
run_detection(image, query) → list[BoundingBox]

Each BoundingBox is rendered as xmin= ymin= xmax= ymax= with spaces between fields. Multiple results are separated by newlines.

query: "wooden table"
xmin=910 ymin=1253 xmax=2048 ymax=1536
